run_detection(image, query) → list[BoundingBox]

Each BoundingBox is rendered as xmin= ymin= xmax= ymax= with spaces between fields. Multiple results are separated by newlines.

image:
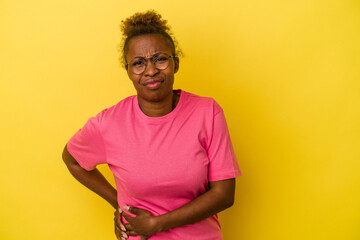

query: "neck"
xmin=137 ymin=92 xmax=179 ymax=117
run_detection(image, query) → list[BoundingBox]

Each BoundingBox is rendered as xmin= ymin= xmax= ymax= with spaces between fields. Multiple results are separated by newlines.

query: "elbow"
xmin=219 ymin=193 xmax=235 ymax=210
xmin=224 ymin=196 xmax=235 ymax=209
xmin=223 ymin=189 xmax=235 ymax=209
xmin=210 ymin=178 xmax=236 ymax=210
xmin=62 ymin=146 xmax=67 ymax=163
xmin=62 ymin=144 xmax=78 ymax=167
xmin=62 ymin=145 xmax=70 ymax=165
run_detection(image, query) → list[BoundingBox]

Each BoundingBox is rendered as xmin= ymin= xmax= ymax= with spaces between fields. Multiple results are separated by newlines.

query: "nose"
xmin=143 ymin=59 xmax=159 ymax=76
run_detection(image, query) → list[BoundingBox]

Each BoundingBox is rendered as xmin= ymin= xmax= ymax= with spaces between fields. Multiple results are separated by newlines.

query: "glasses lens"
xmin=153 ymin=53 xmax=170 ymax=70
xmin=129 ymin=58 xmax=146 ymax=74
xmin=128 ymin=53 xmax=172 ymax=74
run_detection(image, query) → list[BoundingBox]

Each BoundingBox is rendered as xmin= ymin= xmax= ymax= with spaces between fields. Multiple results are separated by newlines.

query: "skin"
xmin=125 ymin=34 xmax=180 ymax=117
xmin=62 ymin=33 xmax=236 ymax=240
xmin=62 ymin=145 xmax=118 ymax=209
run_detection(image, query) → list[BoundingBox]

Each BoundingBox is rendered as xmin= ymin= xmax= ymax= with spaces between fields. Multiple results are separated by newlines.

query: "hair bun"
xmin=121 ymin=9 xmax=170 ymax=38
xmin=118 ymin=9 xmax=182 ymax=68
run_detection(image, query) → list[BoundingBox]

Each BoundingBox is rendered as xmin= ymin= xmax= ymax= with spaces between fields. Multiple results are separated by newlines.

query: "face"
xmin=125 ymin=34 xmax=179 ymax=103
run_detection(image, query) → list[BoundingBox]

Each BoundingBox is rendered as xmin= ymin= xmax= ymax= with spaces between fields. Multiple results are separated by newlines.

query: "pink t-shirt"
xmin=67 ymin=89 xmax=241 ymax=240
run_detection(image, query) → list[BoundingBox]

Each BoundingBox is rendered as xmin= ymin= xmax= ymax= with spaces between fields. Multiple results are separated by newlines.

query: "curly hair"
xmin=118 ymin=10 xmax=182 ymax=68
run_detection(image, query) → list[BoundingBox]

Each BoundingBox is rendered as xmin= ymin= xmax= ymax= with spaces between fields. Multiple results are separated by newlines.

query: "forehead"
xmin=126 ymin=34 xmax=173 ymax=60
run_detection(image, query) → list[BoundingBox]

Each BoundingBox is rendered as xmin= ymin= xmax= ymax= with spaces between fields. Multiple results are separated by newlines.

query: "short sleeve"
xmin=66 ymin=115 xmax=107 ymax=171
xmin=207 ymin=105 xmax=242 ymax=182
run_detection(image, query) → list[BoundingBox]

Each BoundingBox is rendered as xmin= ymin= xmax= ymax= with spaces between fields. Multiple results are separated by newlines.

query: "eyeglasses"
xmin=126 ymin=52 xmax=173 ymax=75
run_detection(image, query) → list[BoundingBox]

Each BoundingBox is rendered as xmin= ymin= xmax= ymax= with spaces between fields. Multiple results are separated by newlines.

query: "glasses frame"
xmin=126 ymin=52 xmax=173 ymax=75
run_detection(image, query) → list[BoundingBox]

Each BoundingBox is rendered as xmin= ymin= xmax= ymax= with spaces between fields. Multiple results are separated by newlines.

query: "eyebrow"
xmin=129 ymin=52 xmax=171 ymax=62
xmin=136 ymin=52 xmax=171 ymax=58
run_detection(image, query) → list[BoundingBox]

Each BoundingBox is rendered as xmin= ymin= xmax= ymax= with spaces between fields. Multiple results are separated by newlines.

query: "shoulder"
xmin=183 ymin=91 xmax=223 ymax=116
xmin=91 ymin=95 xmax=136 ymax=124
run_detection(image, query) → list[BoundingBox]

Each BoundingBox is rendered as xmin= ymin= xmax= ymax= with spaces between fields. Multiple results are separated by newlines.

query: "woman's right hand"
xmin=114 ymin=207 xmax=128 ymax=240
xmin=115 ymin=207 xmax=151 ymax=240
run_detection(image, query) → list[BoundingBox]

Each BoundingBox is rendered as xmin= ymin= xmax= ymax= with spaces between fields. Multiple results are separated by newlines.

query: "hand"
xmin=114 ymin=207 xmax=129 ymax=240
xmin=122 ymin=206 xmax=161 ymax=239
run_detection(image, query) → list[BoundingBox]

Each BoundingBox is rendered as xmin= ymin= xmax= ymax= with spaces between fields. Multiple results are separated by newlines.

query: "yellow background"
xmin=1 ymin=0 xmax=359 ymax=239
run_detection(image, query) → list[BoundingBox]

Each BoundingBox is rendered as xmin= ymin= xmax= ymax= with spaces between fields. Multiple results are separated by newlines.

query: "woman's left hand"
xmin=122 ymin=206 xmax=161 ymax=239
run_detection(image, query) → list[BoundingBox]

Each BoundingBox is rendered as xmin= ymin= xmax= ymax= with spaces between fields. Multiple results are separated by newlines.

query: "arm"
xmin=120 ymin=106 xmax=240 ymax=238
xmin=62 ymin=144 xmax=118 ymax=209
xmin=122 ymin=178 xmax=235 ymax=237
xmin=158 ymin=178 xmax=235 ymax=231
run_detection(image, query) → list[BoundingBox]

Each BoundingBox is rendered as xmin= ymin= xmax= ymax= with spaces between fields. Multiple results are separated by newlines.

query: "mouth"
xmin=142 ymin=79 xmax=164 ymax=90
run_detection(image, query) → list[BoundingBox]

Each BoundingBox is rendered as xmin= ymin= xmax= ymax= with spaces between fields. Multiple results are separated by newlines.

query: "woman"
xmin=62 ymin=10 xmax=241 ymax=240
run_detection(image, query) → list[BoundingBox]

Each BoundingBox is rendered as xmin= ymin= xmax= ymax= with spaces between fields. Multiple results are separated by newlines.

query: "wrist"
xmin=154 ymin=214 xmax=171 ymax=233
xmin=108 ymin=192 xmax=118 ymax=209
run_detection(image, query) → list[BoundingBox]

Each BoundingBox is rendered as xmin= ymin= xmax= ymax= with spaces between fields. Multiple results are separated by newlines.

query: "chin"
xmin=139 ymin=88 xmax=173 ymax=102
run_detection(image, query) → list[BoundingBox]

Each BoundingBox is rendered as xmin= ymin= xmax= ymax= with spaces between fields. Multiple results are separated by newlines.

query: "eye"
xmin=155 ymin=57 xmax=168 ymax=62
xmin=131 ymin=59 xmax=145 ymax=67
xmin=154 ymin=54 xmax=169 ymax=63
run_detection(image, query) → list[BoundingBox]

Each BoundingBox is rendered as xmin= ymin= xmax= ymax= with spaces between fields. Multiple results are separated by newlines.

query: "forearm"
xmin=67 ymin=164 xmax=118 ymax=208
xmin=157 ymin=179 xmax=235 ymax=232
xmin=62 ymin=145 xmax=118 ymax=209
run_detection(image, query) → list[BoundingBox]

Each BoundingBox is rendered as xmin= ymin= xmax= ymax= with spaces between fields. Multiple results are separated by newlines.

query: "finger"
xmin=122 ymin=211 xmax=134 ymax=223
xmin=118 ymin=211 xmax=127 ymax=231
xmin=115 ymin=209 xmax=126 ymax=239
xmin=115 ymin=225 xmax=123 ymax=239
xmin=127 ymin=206 xmax=151 ymax=215
xmin=121 ymin=231 xmax=128 ymax=239
xmin=114 ymin=207 xmax=122 ymax=217
xmin=115 ymin=208 xmax=121 ymax=219
xmin=125 ymin=206 xmax=152 ymax=216
xmin=114 ymin=216 xmax=124 ymax=230
xmin=126 ymin=230 xmax=139 ymax=236
xmin=114 ymin=214 xmax=120 ymax=223
xmin=124 ymin=205 xmax=144 ymax=215
xmin=123 ymin=223 xmax=132 ymax=231
xmin=124 ymin=205 xmax=138 ymax=214
xmin=115 ymin=225 xmax=124 ymax=234
xmin=119 ymin=222 xmax=126 ymax=232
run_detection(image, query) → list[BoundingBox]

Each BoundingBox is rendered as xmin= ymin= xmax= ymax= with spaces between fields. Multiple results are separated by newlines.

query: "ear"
xmin=125 ymin=65 xmax=132 ymax=79
xmin=173 ymin=57 xmax=180 ymax=73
